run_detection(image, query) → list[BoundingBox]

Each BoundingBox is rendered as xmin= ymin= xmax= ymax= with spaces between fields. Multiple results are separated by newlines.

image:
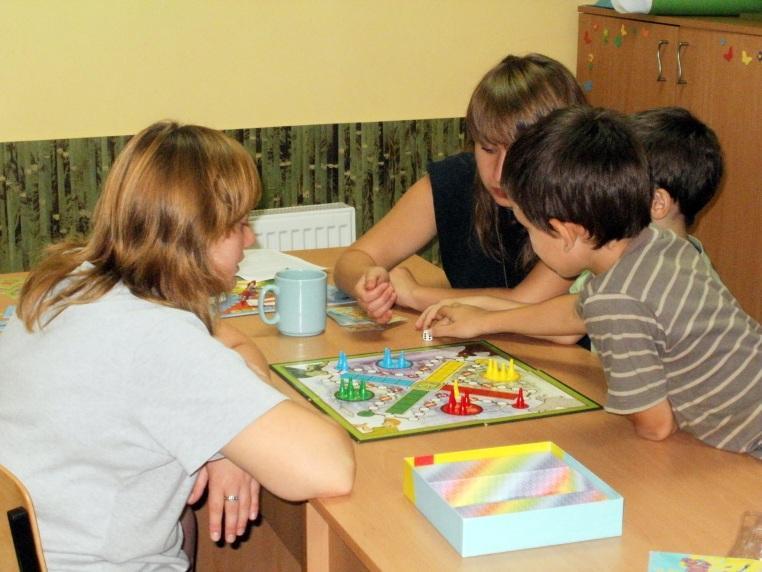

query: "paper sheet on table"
xmin=236 ymin=249 xmax=324 ymax=282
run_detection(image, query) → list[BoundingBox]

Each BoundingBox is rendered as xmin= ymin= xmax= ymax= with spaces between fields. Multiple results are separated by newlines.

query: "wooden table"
xmin=205 ymin=249 xmax=762 ymax=571
xmin=3 ymin=251 xmax=761 ymax=572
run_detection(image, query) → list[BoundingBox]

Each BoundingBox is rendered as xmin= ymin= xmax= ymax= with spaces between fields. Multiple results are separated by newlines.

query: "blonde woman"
xmin=0 ymin=122 xmax=354 ymax=570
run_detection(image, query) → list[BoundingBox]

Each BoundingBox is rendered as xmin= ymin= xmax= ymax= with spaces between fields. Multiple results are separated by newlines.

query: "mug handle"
xmin=258 ymin=284 xmax=279 ymax=325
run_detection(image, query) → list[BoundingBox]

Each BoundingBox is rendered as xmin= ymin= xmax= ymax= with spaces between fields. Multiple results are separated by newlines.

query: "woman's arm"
xmin=214 ymin=321 xmax=270 ymax=381
xmin=215 ymin=321 xmax=355 ymax=500
xmin=187 ymin=458 xmax=261 ymax=544
xmin=333 ymin=177 xmax=438 ymax=322
xmin=222 ymin=401 xmax=355 ymax=501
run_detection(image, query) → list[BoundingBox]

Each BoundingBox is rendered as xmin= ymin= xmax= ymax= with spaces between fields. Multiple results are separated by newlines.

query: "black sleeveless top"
xmin=428 ymin=153 xmax=530 ymax=289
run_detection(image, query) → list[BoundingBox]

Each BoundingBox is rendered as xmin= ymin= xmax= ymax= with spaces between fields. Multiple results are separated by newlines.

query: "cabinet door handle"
xmin=677 ymin=41 xmax=689 ymax=85
xmin=656 ymin=40 xmax=669 ymax=82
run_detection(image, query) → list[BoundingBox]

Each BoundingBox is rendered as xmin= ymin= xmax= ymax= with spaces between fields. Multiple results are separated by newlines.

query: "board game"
xmin=270 ymin=340 xmax=600 ymax=442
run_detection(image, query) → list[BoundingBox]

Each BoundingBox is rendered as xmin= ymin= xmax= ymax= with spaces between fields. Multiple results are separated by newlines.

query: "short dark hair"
xmin=631 ymin=107 xmax=723 ymax=226
xmin=503 ymin=106 xmax=651 ymax=248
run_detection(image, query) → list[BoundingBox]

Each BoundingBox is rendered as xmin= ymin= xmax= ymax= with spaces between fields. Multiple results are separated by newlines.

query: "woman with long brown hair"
xmin=333 ymin=53 xmax=586 ymax=323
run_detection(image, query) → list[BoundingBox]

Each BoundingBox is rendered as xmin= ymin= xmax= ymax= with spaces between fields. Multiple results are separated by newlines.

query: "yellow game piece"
xmin=453 ymin=379 xmax=461 ymax=402
xmin=505 ymin=358 xmax=520 ymax=382
xmin=484 ymin=358 xmax=500 ymax=381
xmin=484 ymin=358 xmax=520 ymax=382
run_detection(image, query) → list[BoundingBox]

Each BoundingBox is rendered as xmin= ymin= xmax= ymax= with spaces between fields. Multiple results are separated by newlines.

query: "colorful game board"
xmin=270 ymin=340 xmax=600 ymax=442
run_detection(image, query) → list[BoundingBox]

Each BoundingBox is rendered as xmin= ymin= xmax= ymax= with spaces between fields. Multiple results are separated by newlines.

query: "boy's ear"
xmin=549 ymin=219 xmax=588 ymax=252
xmin=651 ymin=188 xmax=676 ymax=222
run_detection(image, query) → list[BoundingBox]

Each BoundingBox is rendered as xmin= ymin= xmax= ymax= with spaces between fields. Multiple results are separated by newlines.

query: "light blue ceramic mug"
xmin=258 ymin=268 xmax=327 ymax=336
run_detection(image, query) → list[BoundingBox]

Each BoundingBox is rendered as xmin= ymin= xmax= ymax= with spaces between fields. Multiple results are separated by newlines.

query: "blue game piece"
xmin=337 ymin=351 xmax=349 ymax=372
xmin=381 ymin=348 xmax=393 ymax=368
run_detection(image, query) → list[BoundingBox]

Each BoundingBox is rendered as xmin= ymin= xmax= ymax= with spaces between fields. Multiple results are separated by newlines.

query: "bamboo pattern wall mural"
xmin=0 ymin=118 xmax=464 ymax=273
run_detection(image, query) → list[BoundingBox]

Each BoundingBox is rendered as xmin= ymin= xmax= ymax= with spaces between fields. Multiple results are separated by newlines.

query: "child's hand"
xmin=354 ymin=266 xmax=397 ymax=323
xmin=417 ymin=295 xmax=519 ymax=330
xmin=389 ymin=266 xmax=420 ymax=309
xmin=417 ymin=298 xmax=468 ymax=330
xmin=420 ymin=303 xmax=488 ymax=339
xmin=188 ymin=458 xmax=260 ymax=544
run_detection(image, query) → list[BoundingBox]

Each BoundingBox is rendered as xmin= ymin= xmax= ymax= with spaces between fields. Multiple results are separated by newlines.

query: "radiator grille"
xmin=249 ymin=202 xmax=356 ymax=250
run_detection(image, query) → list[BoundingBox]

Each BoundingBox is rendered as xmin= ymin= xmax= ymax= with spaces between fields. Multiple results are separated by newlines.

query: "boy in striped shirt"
xmin=419 ymin=107 xmax=726 ymax=346
xmin=503 ymin=106 xmax=762 ymax=458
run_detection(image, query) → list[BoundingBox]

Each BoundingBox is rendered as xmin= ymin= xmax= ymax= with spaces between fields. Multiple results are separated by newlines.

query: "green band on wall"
xmin=0 ymin=119 xmax=464 ymax=273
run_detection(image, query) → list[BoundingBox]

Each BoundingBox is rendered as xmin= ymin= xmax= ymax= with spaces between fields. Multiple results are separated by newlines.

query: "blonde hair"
xmin=18 ymin=121 xmax=261 ymax=332
xmin=466 ymin=54 xmax=586 ymax=259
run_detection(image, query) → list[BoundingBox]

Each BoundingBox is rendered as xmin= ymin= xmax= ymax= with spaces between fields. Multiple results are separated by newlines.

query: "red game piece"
xmin=442 ymin=387 xmax=482 ymax=416
xmin=513 ymin=387 xmax=528 ymax=409
xmin=447 ymin=390 xmax=457 ymax=410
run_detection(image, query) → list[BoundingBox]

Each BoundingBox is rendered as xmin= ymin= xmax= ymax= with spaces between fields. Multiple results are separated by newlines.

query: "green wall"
xmin=0 ymin=118 xmax=464 ymax=272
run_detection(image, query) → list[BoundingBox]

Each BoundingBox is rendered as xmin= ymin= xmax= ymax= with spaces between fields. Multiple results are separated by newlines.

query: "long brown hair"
xmin=466 ymin=53 xmax=586 ymax=259
xmin=18 ymin=121 xmax=261 ymax=333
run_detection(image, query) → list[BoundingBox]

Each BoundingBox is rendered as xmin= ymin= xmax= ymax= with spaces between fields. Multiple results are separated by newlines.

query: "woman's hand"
xmin=188 ymin=458 xmax=260 ymax=543
xmin=353 ymin=266 xmax=397 ymax=323
xmin=389 ymin=266 xmax=421 ymax=309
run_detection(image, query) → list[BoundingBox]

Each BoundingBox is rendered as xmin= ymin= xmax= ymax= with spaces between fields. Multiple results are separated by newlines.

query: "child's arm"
xmin=390 ymin=260 xmax=572 ymax=312
xmin=393 ymin=268 xmax=523 ymax=312
xmin=625 ymin=400 xmax=678 ymax=441
xmin=420 ymin=293 xmax=586 ymax=345
xmin=415 ymin=294 xmax=522 ymax=329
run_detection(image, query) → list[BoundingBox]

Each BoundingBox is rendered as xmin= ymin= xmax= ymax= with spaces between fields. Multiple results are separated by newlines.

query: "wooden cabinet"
xmin=577 ymin=6 xmax=762 ymax=323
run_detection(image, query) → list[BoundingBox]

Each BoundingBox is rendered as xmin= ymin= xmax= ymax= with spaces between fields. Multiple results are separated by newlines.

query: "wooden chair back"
xmin=0 ymin=465 xmax=46 ymax=572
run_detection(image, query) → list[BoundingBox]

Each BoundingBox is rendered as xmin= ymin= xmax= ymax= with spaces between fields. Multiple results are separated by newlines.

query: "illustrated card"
xmin=647 ymin=551 xmax=761 ymax=571
xmin=326 ymin=305 xmax=407 ymax=331
xmin=221 ymin=282 xmax=353 ymax=319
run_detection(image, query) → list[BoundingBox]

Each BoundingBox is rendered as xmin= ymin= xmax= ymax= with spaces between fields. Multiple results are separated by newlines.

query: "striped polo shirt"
xmin=578 ymin=225 xmax=762 ymax=458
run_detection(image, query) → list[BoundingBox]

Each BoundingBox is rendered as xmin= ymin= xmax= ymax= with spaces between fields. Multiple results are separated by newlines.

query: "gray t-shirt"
xmin=578 ymin=226 xmax=762 ymax=458
xmin=0 ymin=282 xmax=286 ymax=570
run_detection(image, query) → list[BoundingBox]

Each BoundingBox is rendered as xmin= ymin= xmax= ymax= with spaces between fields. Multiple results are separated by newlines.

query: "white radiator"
xmin=248 ymin=202 xmax=356 ymax=250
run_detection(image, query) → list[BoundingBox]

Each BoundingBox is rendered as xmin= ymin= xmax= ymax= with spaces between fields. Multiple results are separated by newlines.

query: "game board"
xmin=270 ymin=340 xmax=600 ymax=442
